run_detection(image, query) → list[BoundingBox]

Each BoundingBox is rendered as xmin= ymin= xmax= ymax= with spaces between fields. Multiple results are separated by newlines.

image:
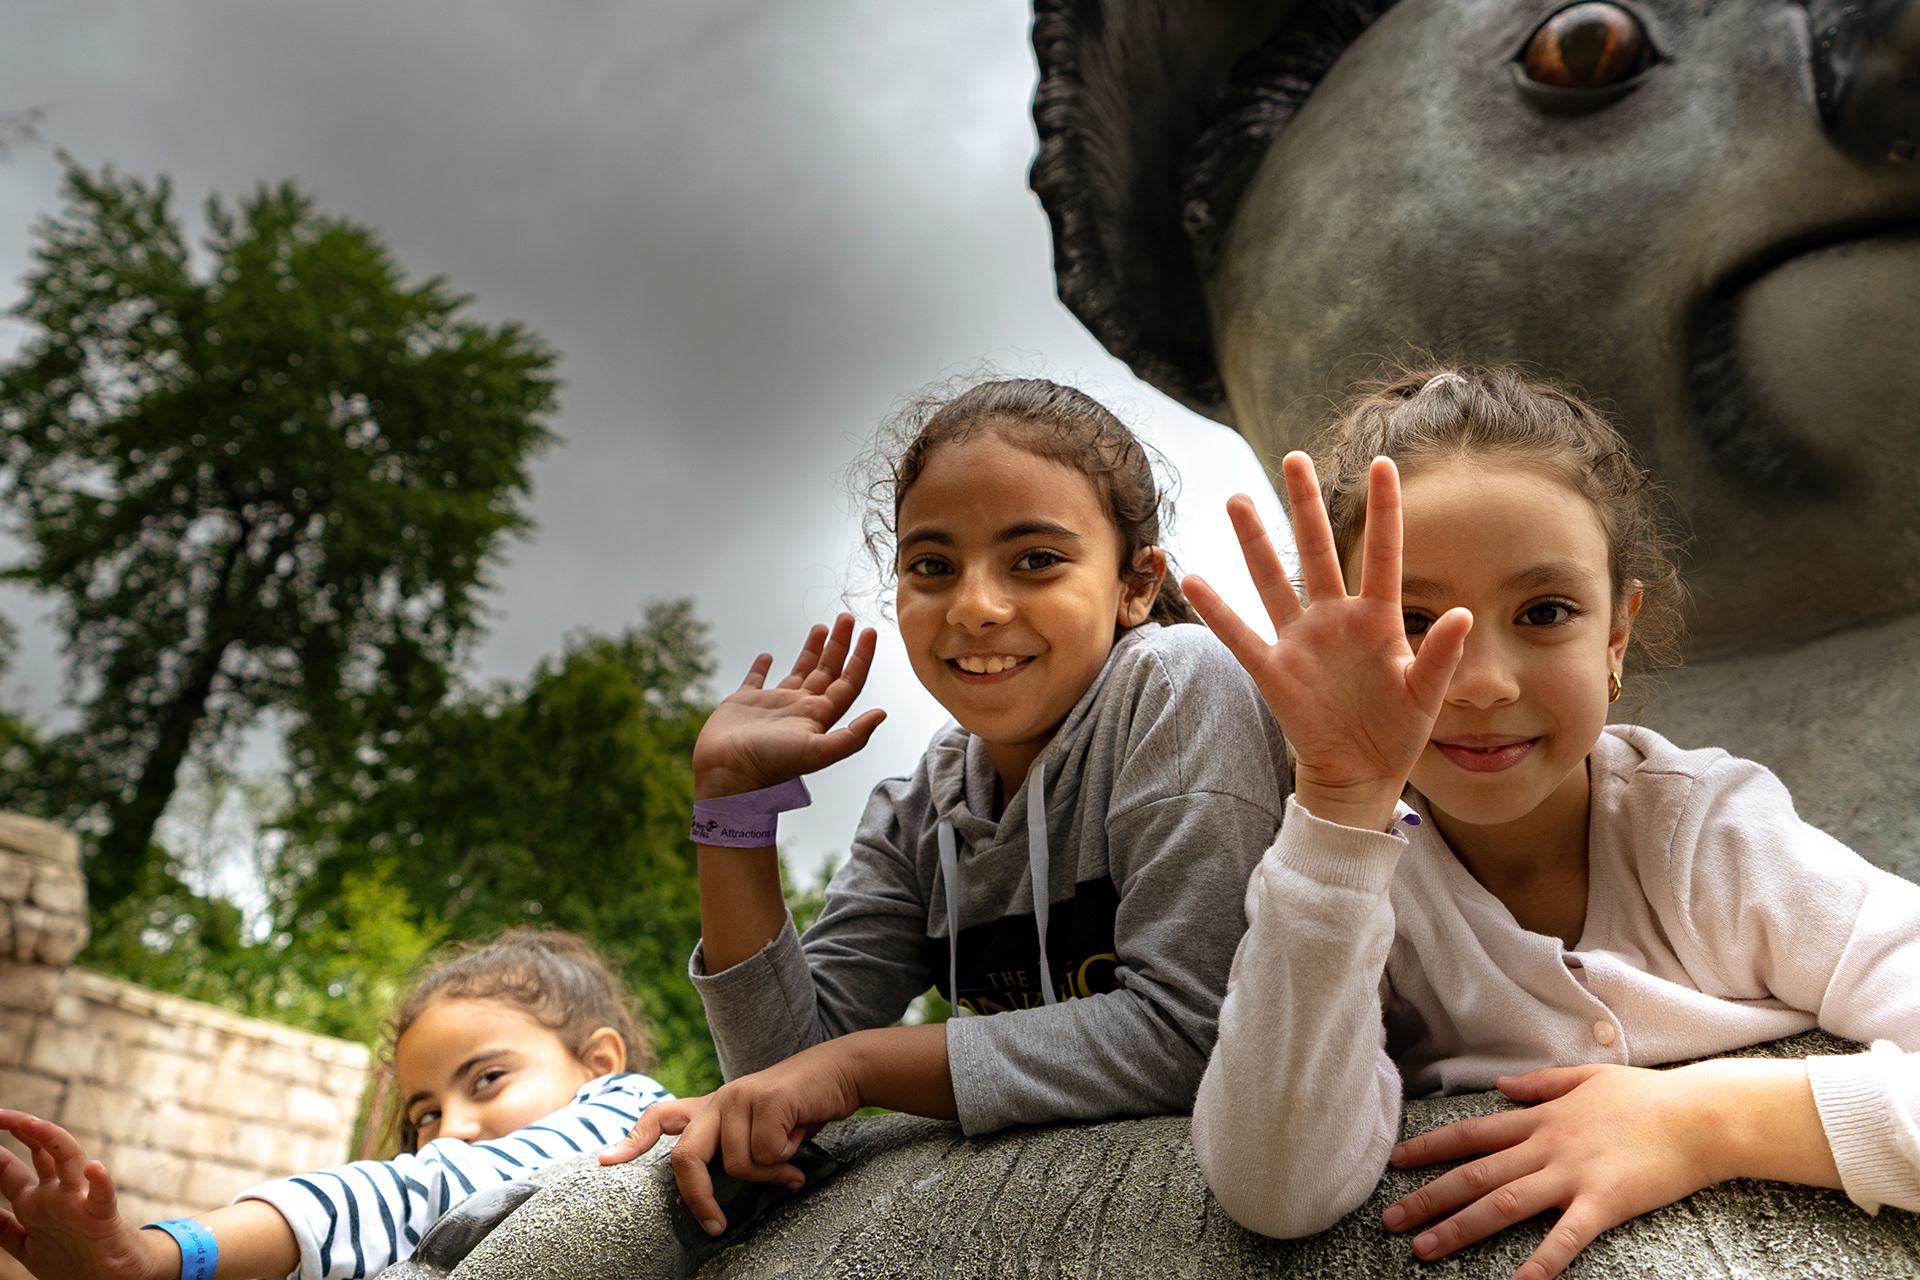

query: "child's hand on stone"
xmin=1382 ymin=1062 xmax=1769 ymax=1280
xmin=0 ymin=1110 xmax=170 ymax=1280
xmin=692 ymin=613 xmax=887 ymax=801
xmin=599 ymin=1042 xmax=860 ymax=1236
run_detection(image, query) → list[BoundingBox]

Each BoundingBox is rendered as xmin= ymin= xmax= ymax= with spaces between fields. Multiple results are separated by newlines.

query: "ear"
xmin=1030 ymin=1 xmax=1329 ymax=422
xmin=1609 ymin=585 xmax=1644 ymax=670
xmin=1118 ymin=546 xmax=1168 ymax=627
xmin=577 ymin=1026 xmax=627 ymax=1077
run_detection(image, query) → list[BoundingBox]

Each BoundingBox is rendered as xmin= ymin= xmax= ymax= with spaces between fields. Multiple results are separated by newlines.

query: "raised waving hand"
xmin=692 ymin=613 xmax=886 ymax=800
xmin=1183 ymin=453 xmax=1471 ymax=832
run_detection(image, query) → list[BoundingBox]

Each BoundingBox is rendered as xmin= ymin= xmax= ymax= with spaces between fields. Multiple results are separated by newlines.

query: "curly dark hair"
xmin=855 ymin=376 xmax=1198 ymax=628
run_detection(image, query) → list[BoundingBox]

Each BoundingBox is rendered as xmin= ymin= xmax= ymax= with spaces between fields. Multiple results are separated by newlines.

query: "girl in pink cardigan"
xmin=1183 ymin=367 xmax=1920 ymax=1280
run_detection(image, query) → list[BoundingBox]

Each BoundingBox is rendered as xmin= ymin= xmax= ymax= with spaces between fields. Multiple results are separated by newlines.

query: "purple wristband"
xmin=691 ymin=777 xmax=812 ymax=847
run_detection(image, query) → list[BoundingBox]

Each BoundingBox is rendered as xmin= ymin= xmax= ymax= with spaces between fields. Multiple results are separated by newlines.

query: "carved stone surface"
xmin=389 ymin=1033 xmax=1919 ymax=1280
xmin=1028 ymin=0 xmax=1920 ymax=873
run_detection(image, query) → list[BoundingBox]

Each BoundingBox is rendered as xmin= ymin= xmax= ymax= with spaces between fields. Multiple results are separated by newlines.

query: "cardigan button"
xmin=1592 ymin=1020 xmax=1617 ymax=1046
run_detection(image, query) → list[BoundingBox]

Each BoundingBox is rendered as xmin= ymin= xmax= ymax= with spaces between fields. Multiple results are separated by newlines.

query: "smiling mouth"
xmin=948 ymin=655 xmax=1035 ymax=682
xmin=1434 ymin=738 xmax=1538 ymax=774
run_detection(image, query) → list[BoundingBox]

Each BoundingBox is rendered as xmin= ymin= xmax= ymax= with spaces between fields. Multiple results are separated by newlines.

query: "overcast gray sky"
xmin=0 ymin=3 xmax=1288 ymax=882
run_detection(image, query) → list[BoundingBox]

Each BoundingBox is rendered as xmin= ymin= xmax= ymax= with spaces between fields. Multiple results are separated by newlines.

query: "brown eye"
xmin=1521 ymin=4 xmax=1651 ymax=89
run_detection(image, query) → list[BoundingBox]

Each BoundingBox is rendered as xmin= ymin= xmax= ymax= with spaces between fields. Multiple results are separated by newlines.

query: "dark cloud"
xmin=0 ymin=4 xmax=1284 ymax=871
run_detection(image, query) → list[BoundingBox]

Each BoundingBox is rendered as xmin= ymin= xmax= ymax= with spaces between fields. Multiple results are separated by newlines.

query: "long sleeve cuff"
xmin=1808 ymin=1041 xmax=1920 ymax=1214
xmin=1270 ymin=795 xmax=1409 ymax=895
xmin=688 ymin=915 xmax=817 ymax=1080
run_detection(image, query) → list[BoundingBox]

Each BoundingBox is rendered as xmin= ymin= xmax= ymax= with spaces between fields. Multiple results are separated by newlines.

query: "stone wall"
xmin=0 ymin=812 xmax=373 ymax=1242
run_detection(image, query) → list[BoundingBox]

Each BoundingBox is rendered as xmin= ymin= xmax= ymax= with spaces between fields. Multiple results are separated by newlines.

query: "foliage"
xmin=0 ymin=155 xmax=557 ymax=913
xmin=84 ymin=856 xmax=445 ymax=1044
xmin=275 ymin=600 xmax=725 ymax=1093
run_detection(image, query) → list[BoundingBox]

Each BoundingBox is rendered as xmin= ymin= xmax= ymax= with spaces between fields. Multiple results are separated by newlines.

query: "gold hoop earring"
xmin=1607 ymin=671 xmax=1623 ymax=704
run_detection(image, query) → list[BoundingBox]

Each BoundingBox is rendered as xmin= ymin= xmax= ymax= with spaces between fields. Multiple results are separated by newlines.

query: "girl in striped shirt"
xmin=0 ymin=928 xmax=672 ymax=1280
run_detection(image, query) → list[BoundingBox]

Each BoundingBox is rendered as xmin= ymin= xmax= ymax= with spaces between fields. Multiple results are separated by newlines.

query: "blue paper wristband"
xmin=144 ymin=1218 xmax=218 ymax=1280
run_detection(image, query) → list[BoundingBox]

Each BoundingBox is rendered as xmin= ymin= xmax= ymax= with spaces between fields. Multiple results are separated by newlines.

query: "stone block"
xmin=0 ymin=815 xmax=79 ymax=868
xmin=28 ymin=872 xmax=85 ymax=916
xmin=35 ymin=914 xmax=86 ymax=967
xmin=117 ymin=1190 xmax=187 ymax=1228
xmin=0 ymin=965 xmax=61 ymax=1015
xmin=7 ymin=904 xmax=44 ymax=967
xmin=124 ymin=1043 xmax=213 ymax=1100
xmin=0 ymin=860 xmax=26 ymax=905
xmin=184 ymin=1158 xmax=256 ymax=1209
xmin=0 ymin=1008 xmax=37 ymax=1058
xmin=230 ymin=1118 xmax=295 ymax=1174
xmin=0 ymin=1065 xmax=65 ymax=1118
xmin=29 ymin=1020 xmax=125 ymax=1083
xmin=112 ymin=1143 xmax=191 ymax=1200
xmin=286 ymin=1082 xmax=350 ymax=1132
xmin=292 ymin=1128 xmax=352 ymax=1173
xmin=251 ymin=1040 xmax=326 ymax=1089
xmin=64 ymin=1081 xmax=147 ymax=1136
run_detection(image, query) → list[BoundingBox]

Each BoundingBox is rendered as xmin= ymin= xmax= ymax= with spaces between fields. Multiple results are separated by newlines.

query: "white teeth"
xmin=955 ymin=655 xmax=1022 ymax=674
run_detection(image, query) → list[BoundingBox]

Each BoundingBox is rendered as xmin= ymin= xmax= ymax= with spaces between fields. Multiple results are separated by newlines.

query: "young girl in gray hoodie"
xmin=602 ymin=378 xmax=1288 ymax=1233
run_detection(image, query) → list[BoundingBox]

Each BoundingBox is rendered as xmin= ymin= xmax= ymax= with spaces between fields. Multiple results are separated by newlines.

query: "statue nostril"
xmin=1809 ymin=0 xmax=1920 ymax=163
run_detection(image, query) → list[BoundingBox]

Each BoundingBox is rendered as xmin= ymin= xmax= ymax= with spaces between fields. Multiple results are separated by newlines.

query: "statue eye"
xmin=1519 ymin=3 xmax=1656 ymax=90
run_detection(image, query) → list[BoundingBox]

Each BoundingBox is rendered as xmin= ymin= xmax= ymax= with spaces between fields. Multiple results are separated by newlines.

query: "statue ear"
xmin=1029 ymin=1 xmax=1296 ymax=423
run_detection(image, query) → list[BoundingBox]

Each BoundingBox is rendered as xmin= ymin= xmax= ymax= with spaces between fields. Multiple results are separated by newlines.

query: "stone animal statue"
xmin=1031 ymin=0 xmax=1920 ymax=878
xmin=384 ymin=1033 xmax=1920 ymax=1279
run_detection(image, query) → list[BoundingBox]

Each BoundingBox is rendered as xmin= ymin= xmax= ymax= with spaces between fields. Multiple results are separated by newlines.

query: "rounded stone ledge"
xmin=400 ymin=1031 xmax=1920 ymax=1280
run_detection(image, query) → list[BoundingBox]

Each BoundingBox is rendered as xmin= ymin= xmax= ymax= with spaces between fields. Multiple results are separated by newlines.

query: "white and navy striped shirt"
xmin=238 ymin=1072 xmax=672 ymax=1279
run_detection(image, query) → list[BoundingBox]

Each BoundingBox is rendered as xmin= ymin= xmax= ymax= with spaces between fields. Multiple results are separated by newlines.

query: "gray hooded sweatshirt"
xmin=689 ymin=622 xmax=1289 ymax=1134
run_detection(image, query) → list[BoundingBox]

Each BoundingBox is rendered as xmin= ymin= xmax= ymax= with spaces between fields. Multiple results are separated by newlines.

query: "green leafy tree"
xmin=0 ymin=156 xmax=558 ymax=914
xmin=277 ymin=600 xmax=724 ymax=1093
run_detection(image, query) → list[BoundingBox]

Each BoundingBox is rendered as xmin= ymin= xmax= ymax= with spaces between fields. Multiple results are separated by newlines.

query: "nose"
xmin=1443 ymin=627 xmax=1521 ymax=710
xmin=946 ymin=569 xmax=1013 ymax=630
xmin=1808 ymin=0 xmax=1920 ymax=163
xmin=437 ymin=1101 xmax=485 ymax=1142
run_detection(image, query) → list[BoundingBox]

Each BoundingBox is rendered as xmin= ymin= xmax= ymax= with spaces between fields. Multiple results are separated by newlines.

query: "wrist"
xmin=694 ymin=770 xmax=774 ymax=801
xmin=1677 ymin=1058 xmax=1827 ymax=1187
xmin=1291 ymin=786 xmax=1402 ymax=834
xmin=138 ymin=1226 xmax=182 ymax=1280
xmin=139 ymin=1220 xmax=204 ymax=1280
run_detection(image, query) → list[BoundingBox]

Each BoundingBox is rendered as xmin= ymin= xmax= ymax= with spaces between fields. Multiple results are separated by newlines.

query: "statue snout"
xmin=1810 ymin=0 xmax=1920 ymax=162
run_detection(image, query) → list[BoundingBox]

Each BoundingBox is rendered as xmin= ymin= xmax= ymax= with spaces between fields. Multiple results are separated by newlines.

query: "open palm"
xmin=1185 ymin=453 xmax=1471 ymax=831
xmin=692 ymin=613 xmax=886 ymax=799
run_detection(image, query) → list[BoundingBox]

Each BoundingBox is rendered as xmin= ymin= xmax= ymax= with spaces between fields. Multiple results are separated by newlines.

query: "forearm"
xmin=134 ymin=1201 xmax=300 ymax=1280
xmin=838 ymin=1024 xmax=958 ymax=1121
xmin=1193 ymin=801 xmax=1407 ymax=1238
xmin=696 ymin=844 xmax=789 ymax=974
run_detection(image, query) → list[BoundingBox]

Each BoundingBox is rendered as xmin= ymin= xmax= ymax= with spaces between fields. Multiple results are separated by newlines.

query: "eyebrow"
xmin=1401 ymin=560 xmax=1602 ymax=598
xmin=404 ymin=1048 xmax=511 ymax=1112
xmin=898 ymin=520 xmax=1085 ymax=547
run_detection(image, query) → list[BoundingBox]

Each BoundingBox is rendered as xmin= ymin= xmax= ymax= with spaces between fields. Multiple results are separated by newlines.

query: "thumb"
xmin=1405 ymin=607 xmax=1472 ymax=709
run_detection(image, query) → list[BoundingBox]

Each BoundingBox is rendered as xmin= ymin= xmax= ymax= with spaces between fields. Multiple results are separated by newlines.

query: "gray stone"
xmin=1027 ymin=1 xmax=1920 ymax=871
xmin=401 ymin=1032 xmax=1919 ymax=1280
